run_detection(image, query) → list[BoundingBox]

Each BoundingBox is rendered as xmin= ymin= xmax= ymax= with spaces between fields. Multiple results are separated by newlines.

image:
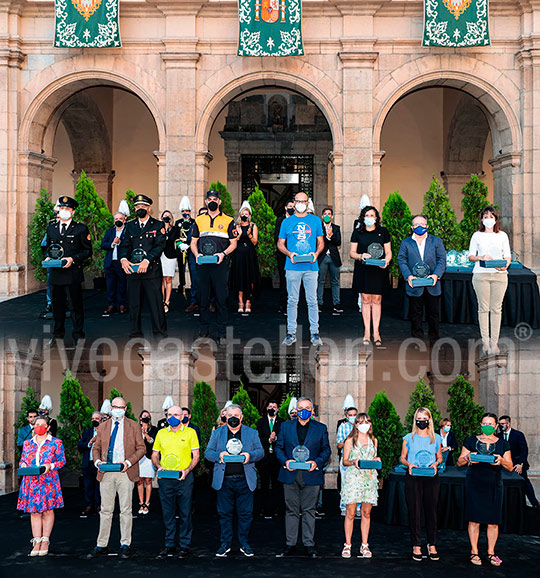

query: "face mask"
xmin=286 ymin=207 xmax=295 ymax=216
xmin=499 ymin=424 xmax=507 ymax=431
xmin=357 ymin=423 xmax=371 ymax=434
xmin=413 ymin=225 xmax=428 ymax=236
xmin=221 ymin=415 xmax=227 ymax=423
xmin=58 ymin=209 xmax=71 ymax=221
xmin=167 ymin=415 xmax=181 ymax=427
xmin=416 ymin=420 xmax=429 ymax=430
xmin=115 ymin=220 xmax=124 ymax=228
xmin=162 ymin=216 xmax=171 ymax=223
xmin=182 ymin=213 xmax=190 ymax=220
xmin=322 ymin=215 xmax=331 ymax=223
xmin=207 ymin=201 xmax=219 ymax=212
xmin=91 ymin=420 xmax=101 ymax=429
xmin=443 ymin=425 xmax=451 ymax=433
xmin=347 ymin=416 xmax=356 ymax=424
xmin=241 ymin=215 xmax=249 ymax=222
xmin=140 ymin=417 xmax=150 ymax=424
xmin=481 ymin=424 xmax=496 ymax=435
xmin=295 ymin=203 xmax=307 ymax=213
xmin=364 ymin=216 xmax=376 ymax=227
xmin=111 ymin=408 xmax=125 ymax=419
xmin=34 ymin=425 xmax=48 ymax=437
xmin=267 ymin=408 xmax=276 ymax=417
xmin=297 ymin=409 xmax=312 ymax=421
xmin=136 ymin=208 xmax=147 ymax=219
xmin=483 ymin=218 xmax=496 ymax=229
xmin=182 ymin=416 xmax=190 ymax=424
xmin=39 ymin=411 xmax=48 ymax=417
xmin=227 ymin=416 xmax=240 ymax=428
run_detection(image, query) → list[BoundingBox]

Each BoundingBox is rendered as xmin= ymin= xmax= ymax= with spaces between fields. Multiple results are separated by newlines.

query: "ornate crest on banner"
xmin=442 ymin=0 xmax=472 ymax=19
xmin=255 ymin=1 xmax=285 ymax=24
xmin=71 ymin=0 xmax=102 ymax=22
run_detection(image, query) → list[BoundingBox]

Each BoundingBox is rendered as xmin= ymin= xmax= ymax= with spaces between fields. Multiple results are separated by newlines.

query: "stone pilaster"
xmin=71 ymin=171 xmax=115 ymax=207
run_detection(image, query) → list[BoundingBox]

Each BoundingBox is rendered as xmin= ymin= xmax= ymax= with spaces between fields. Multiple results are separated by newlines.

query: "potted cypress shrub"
xmin=422 ymin=176 xmax=461 ymax=251
xmin=459 ymin=175 xmax=492 ymax=250
xmin=123 ymin=189 xmax=137 ymax=219
xmin=404 ymin=376 xmax=442 ymax=432
xmin=191 ymin=381 xmax=220 ymax=478
xmin=231 ymin=385 xmax=260 ymax=429
xmin=14 ymin=385 xmax=41 ymax=460
xmin=381 ymin=191 xmax=412 ymax=288
xmin=28 ymin=188 xmax=55 ymax=284
xmin=209 ymin=180 xmax=235 ymax=218
xmin=278 ymin=393 xmax=294 ymax=421
xmin=107 ymin=387 xmax=137 ymax=421
xmin=248 ymin=184 xmax=277 ymax=287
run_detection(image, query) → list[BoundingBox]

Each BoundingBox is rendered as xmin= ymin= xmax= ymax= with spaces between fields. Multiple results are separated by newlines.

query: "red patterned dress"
xmin=17 ymin=435 xmax=66 ymax=513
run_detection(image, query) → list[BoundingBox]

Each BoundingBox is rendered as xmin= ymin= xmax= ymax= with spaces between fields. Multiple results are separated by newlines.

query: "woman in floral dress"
xmin=17 ymin=416 xmax=66 ymax=556
xmin=340 ymin=413 xmax=380 ymax=558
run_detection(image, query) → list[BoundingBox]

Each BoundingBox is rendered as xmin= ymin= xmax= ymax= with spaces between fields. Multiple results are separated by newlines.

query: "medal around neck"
xmin=470 ymin=439 xmax=496 ymax=463
xmin=17 ymin=466 xmax=46 ymax=476
xmin=365 ymin=242 xmax=386 ymax=267
xmin=291 ymin=240 xmax=313 ymax=264
xmin=42 ymin=243 xmax=66 ymax=268
xmin=411 ymin=449 xmax=436 ymax=476
xmin=411 ymin=261 xmax=435 ymax=287
xmin=131 ymin=248 xmax=147 ymax=273
xmin=290 ymin=445 xmax=311 ymax=470
xmin=223 ymin=437 xmax=245 ymax=463
xmin=197 ymin=238 xmax=219 ymax=264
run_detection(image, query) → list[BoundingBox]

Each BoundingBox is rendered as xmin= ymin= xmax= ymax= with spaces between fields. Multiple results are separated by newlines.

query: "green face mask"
xmin=322 ymin=215 xmax=331 ymax=223
xmin=481 ymin=424 xmax=496 ymax=435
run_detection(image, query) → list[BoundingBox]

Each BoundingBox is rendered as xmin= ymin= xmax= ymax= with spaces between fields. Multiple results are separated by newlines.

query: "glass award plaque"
xmin=446 ymin=250 xmax=458 ymax=268
xmin=131 ymin=248 xmax=147 ymax=273
xmin=470 ymin=439 xmax=496 ymax=463
xmin=291 ymin=240 xmax=314 ymax=264
xmin=411 ymin=449 xmax=436 ymax=476
xmin=479 ymin=258 xmax=507 ymax=268
xmin=197 ymin=238 xmax=219 ymax=264
xmin=509 ymin=250 xmax=523 ymax=269
xmin=290 ymin=445 xmax=311 ymax=470
xmin=365 ymin=243 xmax=386 ymax=267
xmin=17 ymin=466 xmax=46 ymax=476
xmin=357 ymin=460 xmax=382 ymax=470
xmin=98 ymin=463 xmax=123 ymax=472
xmin=411 ymin=261 xmax=435 ymax=287
xmin=42 ymin=243 xmax=66 ymax=268
xmin=223 ymin=437 xmax=245 ymax=463
xmin=158 ymin=470 xmax=181 ymax=479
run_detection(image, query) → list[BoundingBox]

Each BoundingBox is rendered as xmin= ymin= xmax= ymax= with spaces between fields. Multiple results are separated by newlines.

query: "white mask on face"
xmin=111 ymin=408 xmax=125 ymax=419
xmin=295 ymin=203 xmax=307 ymax=213
xmin=483 ymin=218 xmax=496 ymax=229
xmin=357 ymin=423 xmax=371 ymax=434
xmin=58 ymin=209 xmax=72 ymax=221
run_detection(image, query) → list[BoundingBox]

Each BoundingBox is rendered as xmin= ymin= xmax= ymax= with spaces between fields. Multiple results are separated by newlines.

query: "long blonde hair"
xmin=411 ymin=407 xmax=436 ymax=444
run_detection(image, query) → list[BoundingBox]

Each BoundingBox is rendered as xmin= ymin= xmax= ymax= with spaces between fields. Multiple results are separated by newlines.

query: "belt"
xmin=224 ymin=474 xmax=245 ymax=479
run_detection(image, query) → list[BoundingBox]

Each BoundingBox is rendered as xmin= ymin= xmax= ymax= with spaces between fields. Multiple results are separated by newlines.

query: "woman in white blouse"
xmin=468 ymin=207 xmax=511 ymax=354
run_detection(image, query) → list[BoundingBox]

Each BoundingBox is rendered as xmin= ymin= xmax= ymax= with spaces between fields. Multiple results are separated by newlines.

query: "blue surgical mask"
xmin=364 ymin=216 xmax=376 ymax=227
xmin=347 ymin=416 xmax=356 ymax=424
xmin=443 ymin=425 xmax=451 ymax=433
xmin=413 ymin=225 xmax=428 ymax=236
xmin=297 ymin=409 xmax=312 ymax=421
xmin=168 ymin=415 xmax=181 ymax=427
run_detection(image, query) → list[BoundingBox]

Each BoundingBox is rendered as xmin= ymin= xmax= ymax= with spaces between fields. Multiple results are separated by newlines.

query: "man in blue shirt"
xmin=277 ymin=192 xmax=324 ymax=346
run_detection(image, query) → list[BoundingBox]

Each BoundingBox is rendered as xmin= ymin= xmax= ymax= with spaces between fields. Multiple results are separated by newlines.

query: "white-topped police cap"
xmin=117 ymin=200 xmax=130 ymax=217
xmin=342 ymin=394 xmax=355 ymax=411
xmin=359 ymin=194 xmax=370 ymax=210
xmin=288 ymin=396 xmax=297 ymax=414
xmin=39 ymin=394 xmax=53 ymax=411
xmin=53 ymin=201 xmax=60 ymax=212
xmin=307 ymin=199 xmax=315 ymax=213
xmin=100 ymin=399 xmax=111 ymax=415
xmin=162 ymin=396 xmax=174 ymax=411
xmin=239 ymin=200 xmax=252 ymax=214
xmin=224 ymin=400 xmax=233 ymax=409
xmin=179 ymin=196 xmax=192 ymax=212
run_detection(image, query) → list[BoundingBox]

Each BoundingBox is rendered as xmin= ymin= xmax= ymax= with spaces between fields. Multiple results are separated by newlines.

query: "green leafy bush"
xmin=404 ymin=376 xmax=442 ymax=432
xmin=278 ymin=393 xmax=294 ymax=421
xmin=382 ymin=191 xmax=412 ymax=278
xmin=191 ymin=381 xmax=220 ymax=474
xmin=209 ymin=180 xmax=234 ymax=218
xmin=231 ymin=385 xmax=260 ymax=429
xmin=124 ymin=189 xmax=137 ymax=220
xmin=248 ymin=185 xmax=277 ymax=278
xmin=459 ymin=175 xmax=492 ymax=249
xmin=28 ymin=188 xmax=55 ymax=283
xmin=107 ymin=387 xmax=136 ymax=421
xmin=422 ymin=176 xmax=461 ymax=251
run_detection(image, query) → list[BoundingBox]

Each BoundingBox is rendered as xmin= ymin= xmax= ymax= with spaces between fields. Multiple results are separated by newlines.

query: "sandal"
xmin=341 ymin=543 xmax=352 ymax=558
xmin=143 ymin=503 xmax=149 ymax=515
xmin=488 ymin=554 xmax=502 ymax=566
xmin=164 ymin=302 xmax=169 ymax=313
xmin=245 ymin=302 xmax=252 ymax=314
xmin=412 ymin=549 xmax=422 ymax=562
xmin=362 ymin=339 xmax=371 ymax=346
xmin=360 ymin=543 xmax=372 ymax=558
xmin=238 ymin=303 xmax=244 ymax=313
xmin=374 ymin=339 xmax=383 ymax=348
xmin=29 ymin=537 xmax=42 ymax=557
xmin=39 ymin=536 xmax=49 ymax=556
xmin=427 ymin=544 xmax=439 ymax=560
xmin=138 ymin=503 xmax=145 ymax=515
xmin=470 ymin=553 xmax=482 ymax=566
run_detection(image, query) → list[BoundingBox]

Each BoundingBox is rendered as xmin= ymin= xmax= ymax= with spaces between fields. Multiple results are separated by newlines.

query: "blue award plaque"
xmin=290 ymin=445 xmax=311 ymax=470
xmin=223 ymin=437 xmax=245 ymax=463
xmin=131 ymin=248 xmax=147 ymax=273
xmin=365 ymin=243 xmax=386 ymax=267
xmin=394 ymin=464 xmax=408 ymax=473
xmin=17 ymin=466 xmax=46 ymax=476
xmin=197 ymin=238 xmax=219 ymax=264
xmin=292 ymin=240 xmax=314 ymax=264
xmin=411 ymin=450 xmax=436 ymax=476
xmin=509 ymin=251 xmax=523 ymax=269
xmin=98 ymin=463 xmax=123 ymax=472
xmin=158 ymin=470 xmax=180 ymax=479
xmin=357 ymin=460 xmax=382 ymax=470
xmin=411 ymin=261 xmax=435 ymax=288
xmin=470 ymin=440 xmax=496 ymax=463
xmin=42 ymin=243 xmax=66 ymax=268
xmin=479 ymin=259 xmax=507 ymax=268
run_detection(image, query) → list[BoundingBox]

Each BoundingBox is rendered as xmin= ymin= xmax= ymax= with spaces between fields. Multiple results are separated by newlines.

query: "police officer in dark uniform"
xmin=119 ymin=194 xmax=167 ymax=338
xmin=43 ymin=196 xmax=92 ymax=345
xmin=190 ymin=189 xmax=238 ymax=347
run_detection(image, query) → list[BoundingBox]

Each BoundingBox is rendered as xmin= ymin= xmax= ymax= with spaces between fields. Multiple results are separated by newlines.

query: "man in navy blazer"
xmin=398 ymin=214 xmax=446 ymax=344
xmin=205 ymin=404 xmax=264 ymax=557
xmin=498 ymin=416 xmax=539 ymax=508
xmin=101 ymin=212 xmax=128 ymax=316
xmin=78 ymin=411 xmax=103 ymax=516
xmin=275 ymin=397 xmax=331 ymax=558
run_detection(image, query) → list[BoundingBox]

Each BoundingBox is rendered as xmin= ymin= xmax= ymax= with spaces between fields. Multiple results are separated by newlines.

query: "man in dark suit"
xmin=275 ymin=200 xmax=295 ymax=313
xmin=101 ymin=212 xmax=128 ymax=316
xmin=119 ymin=194 xmax=167 ymax=338
xmin=182 ymin=407 xmax=201 ymax=443
xmin=256 ymin=400 xmax=283 ymax=518
xmin=174 ymin=197 xmax=199 ymax=311
xmin=43 ymin=195 xmax=92 ymax=345
xmin=498 ymin=415 xmax=539 ymax=508
xmin=397 ymin=214 xmax=446 ymax=344
xmin=317 ymin=207 xmax=342 ymax=314
xmin=275 ymin=397 xmax=331 ymax=558
xmin=78 ymin=411 xmax=103 ymax=516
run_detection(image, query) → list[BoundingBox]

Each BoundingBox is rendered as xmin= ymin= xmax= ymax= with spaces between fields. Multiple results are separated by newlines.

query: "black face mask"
xmin=182 ymin=416 xmax=189 ymax=424
xmin=241 ymin=215 xmax=249 ymax=222
xmin=91 ymin=420 xmax=100 ymax=428
xmin=115 ymin=220 xmax=124 ymax=228
xmin=162 ymin=216 xmax=171 ymax=224
xmin=182 ymin=213 xmax=190 ymax=220
xmin=136 ymin=208 xmax=148 ymax=219
xmin=416 ymin=420 xmax=429 ymax=430
xmin=267 ymin=408 xmax=276 ymax=417
xmin=287 ymin=207 xmax=295 ymax=216
xmin=207 ymin=201 xmax=219 ymax=212
xmin=227 ymin=416 xmax=240 ymax=428
xmin=140 ymin=417 xmax=150 ymax=424
xmin=221 ymin=415 xmax=227 ymax=423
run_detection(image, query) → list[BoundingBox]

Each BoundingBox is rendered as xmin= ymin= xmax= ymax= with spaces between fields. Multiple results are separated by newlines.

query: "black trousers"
xmin=405 ymin=473 xmax=440 ymax=547
xmin=257 ymin=454 xmax=281 ymax=516
xmin=105 ymin=261 xmax=127 ymax=307
xmin=408 ymin=292 xmax=440 ymax=341
xmin=521 ymin=469 xmax=539 ymax=507
xmin=158 ymin=474 xmax=194 ymax=549
xmin=277 ymin=253 xmax=287 ymax=308
xmin=82 ymin=464 xmax=100 ymax=509
xmin=127 ymin=275 xmax=167 ymax=336
xmin=198 ymin=261 xmax=229 ymax=337
xmin=52 ymin=282 xmax=84 ymax=339
xmin=177 ymin=256 xmax=186 ymax=289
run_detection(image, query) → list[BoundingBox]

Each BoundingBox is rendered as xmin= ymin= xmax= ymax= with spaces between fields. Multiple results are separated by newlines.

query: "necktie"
xmin=61 ymin=223 xmax=67 ymax=236
xmin=107 ymin=421 xmax=119 ymax=463
xmin=270 ymin=418 xmax=274 ymax=433
xmin=505 ymin=433 xmax=508 ymax=441
xmin=140 ymin=220 xmax=145 ymax=230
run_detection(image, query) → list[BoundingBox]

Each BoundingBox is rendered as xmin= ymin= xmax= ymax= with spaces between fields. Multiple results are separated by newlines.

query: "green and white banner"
xmin=238 ymin=0 xmax=303 ymax=57
xmin=55 ymin=0 xmax=121 ymax=48
xmin=423 ymin=0 xmax=490 ymax=47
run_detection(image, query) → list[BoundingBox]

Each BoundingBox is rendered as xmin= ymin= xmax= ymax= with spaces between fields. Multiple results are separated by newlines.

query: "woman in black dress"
xmin=457 ymin=413 xmax=513 ymax=567
xmin=137 ymin=410 xmax=158 ymax=515
xmin=350 ymin=206 xmax=391 ymax=346
xmin=230 ymin=202 xmax=260 ymax=313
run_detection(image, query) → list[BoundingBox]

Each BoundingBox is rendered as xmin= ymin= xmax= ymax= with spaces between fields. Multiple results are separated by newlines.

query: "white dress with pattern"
xmin=340 ymin=439 xmax=379 ymax=506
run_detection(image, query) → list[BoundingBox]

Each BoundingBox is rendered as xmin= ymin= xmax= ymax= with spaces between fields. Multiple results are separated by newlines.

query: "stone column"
xmin=71 ymin=171 xmax=115 ymax=207
xmin=0 ymin=349 xmax=43 ymax=494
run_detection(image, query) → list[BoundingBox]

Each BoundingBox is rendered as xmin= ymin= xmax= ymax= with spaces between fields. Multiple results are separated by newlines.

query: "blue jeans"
xmin=46 ymin=269 xmax=52 ymax=307
xmin=188 ymin=252 xmax=198 ymax=304
xmin=216 ymin=476 xmax=254 ymax=547
xmin=158 ymin=473 xmax=194 ymax=548
xmin=286 ymin=270 xmax=319 ymax=335
xmin=317 ymin=254 xmax=341 ymax=305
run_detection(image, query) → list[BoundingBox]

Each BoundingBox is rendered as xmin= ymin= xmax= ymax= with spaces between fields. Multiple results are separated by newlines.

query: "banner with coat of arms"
xmin=238 ymin=0 xmax=303 ymax=57
xmin=54 ymin=0 xmax=121 ymax=47
xmin=423 ymin=0 xmax=490 ymax=47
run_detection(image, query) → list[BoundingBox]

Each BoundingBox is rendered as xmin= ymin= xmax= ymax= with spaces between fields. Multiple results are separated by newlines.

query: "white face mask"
xmin=58 ymin=209 xmax=72 ymax=221
xmin=483 ymin=218 xmax=496 ymax=229
xmin=357 ymin=423 xmax=371 ymax=434
xmin=364 ymin=216 xmax=376 ymax=227
xmin=295 ymin=203 xmax=307 ymax=213
xmin=111 ymin=408 xmax=125 ymax=419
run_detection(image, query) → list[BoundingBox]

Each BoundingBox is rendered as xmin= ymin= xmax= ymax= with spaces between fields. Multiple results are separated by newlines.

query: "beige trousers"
xmin=472 ymin=272 xmax=508 ymax=345
xmin=97 ymin=471 xmax=134 ymax=547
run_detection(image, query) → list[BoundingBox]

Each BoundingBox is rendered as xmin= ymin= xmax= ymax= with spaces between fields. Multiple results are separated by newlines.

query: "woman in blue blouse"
xmin=400 ymin=407 xmax=443 ymax=562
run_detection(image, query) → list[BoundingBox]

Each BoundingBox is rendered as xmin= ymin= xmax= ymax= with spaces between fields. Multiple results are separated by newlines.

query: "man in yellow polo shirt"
xmin=152 ymin=405 xmax=199 ymax=559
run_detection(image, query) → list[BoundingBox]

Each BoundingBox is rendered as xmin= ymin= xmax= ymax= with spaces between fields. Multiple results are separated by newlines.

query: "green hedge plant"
xmin=209 ymin=180 xmax=234 ymax=218
xmin=404 ymin=376 xmax=442 ymax=432
xmin=231 ymin=385 xmax=260 ymax=429
xmin=28 ymin=188 xmax=55 ymax=283
xmin=382 ymin=191 xmax=412 ymax=279
xmin=460 ymin=174 xmax=492 ymax=250
xmin=248 ymin=185 xmax=277 ymax=278
xmin=422 ymin=176 xmax=461 ymax=251
xmin=191 ymin=381 xmax=220 ymax=475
